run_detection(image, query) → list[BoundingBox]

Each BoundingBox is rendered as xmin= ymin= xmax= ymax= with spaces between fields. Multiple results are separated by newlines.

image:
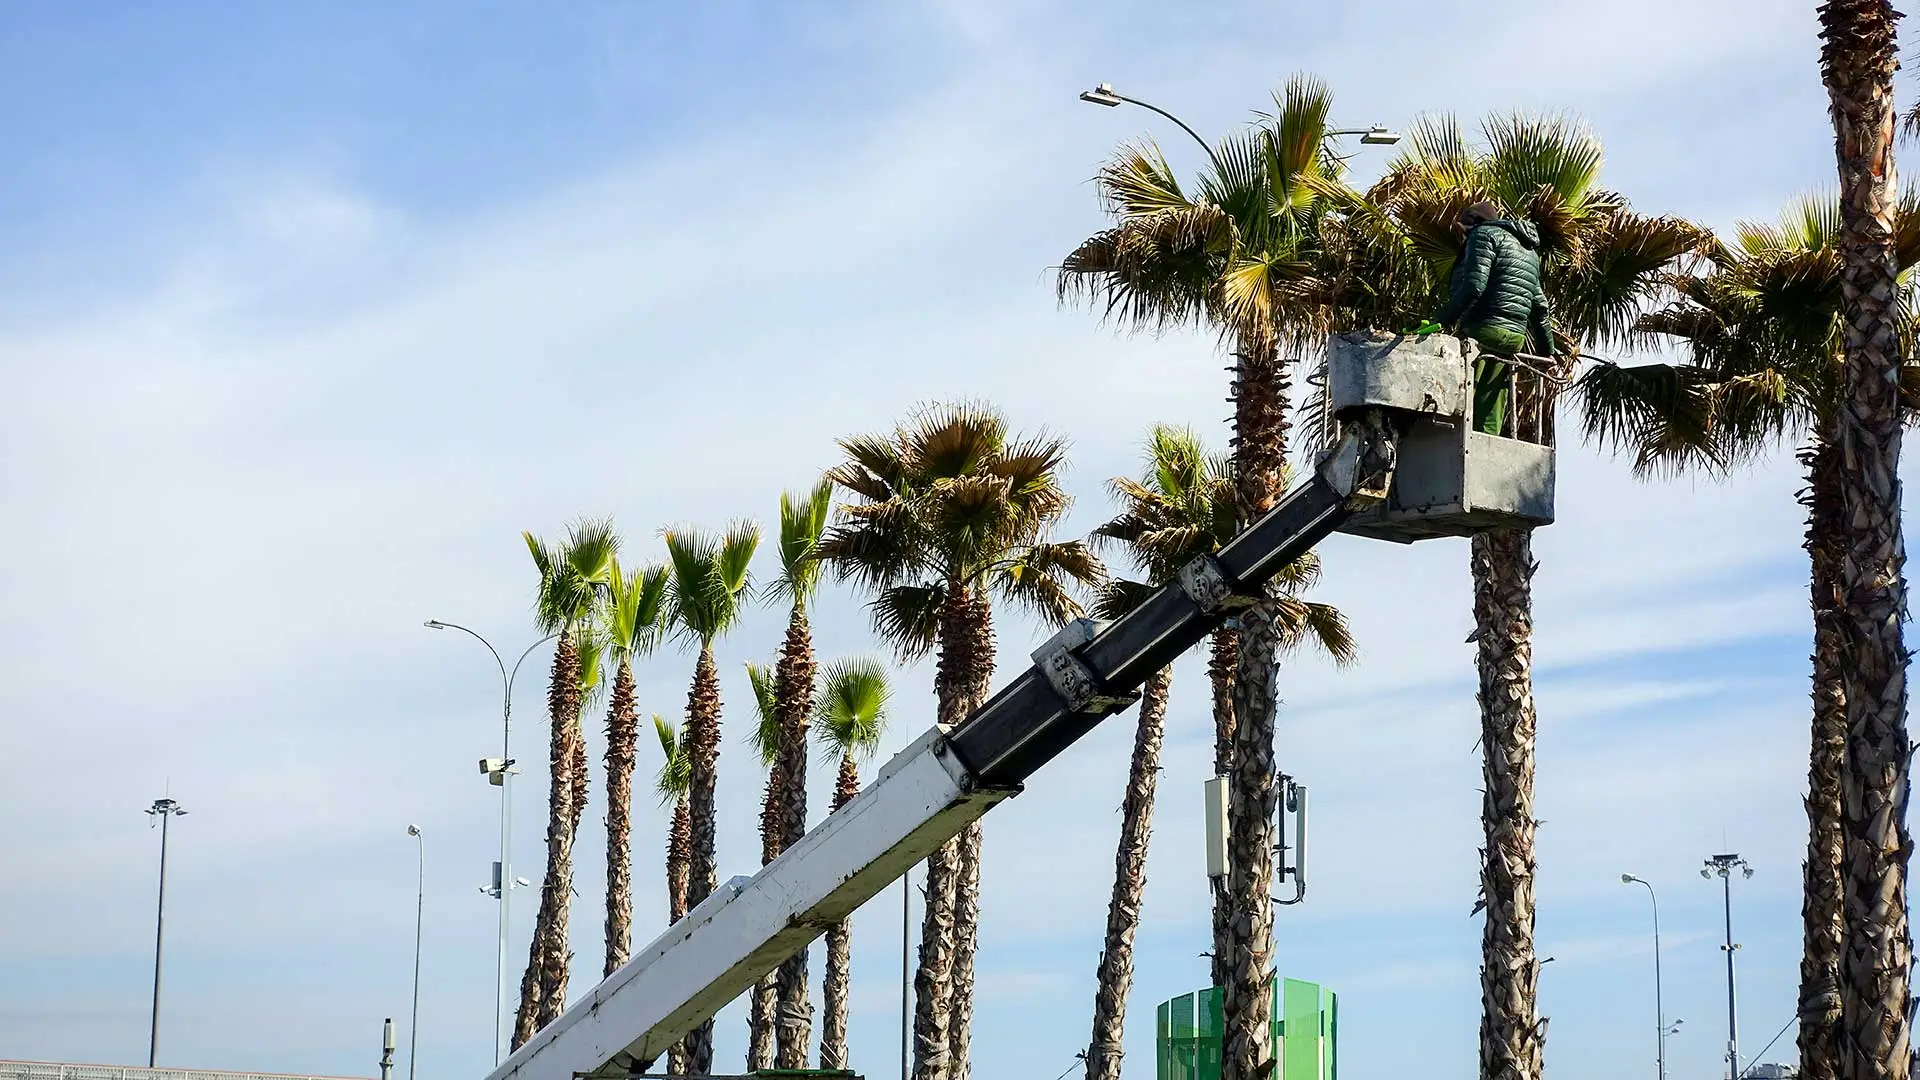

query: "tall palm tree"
xmin=816 ymin=402 xmax=1104 ymax=1080
xmin=651 ymin=714 xmax=692 ymax=1078
xmin=1305 ymin=113 xmax=1708 ymax=1080
xmin=768 ymin=481 xmax=835 ymax=1068
xmin=1081 ymin=426 xmax=1354 ymax=1080
xmin=662 ymin=522 xmax=760 ymax=1075
xmin=744 ymin=659 xmax=782 ymax=1072
xmin=514 ymin=520 xmax=619 ymax=1048
xmin=1578 ymin=193 xmax=1920 ymax=1080
xmin=1058 ymin=76 xmax=1361 ymax=1080
xmin=813 ymin=657 xmax=892 ymax=1072
xmin=1818 ymin=5 xmax=1913 ymax=1078
xmin=601 ymin=563 xmax=668 ymax=978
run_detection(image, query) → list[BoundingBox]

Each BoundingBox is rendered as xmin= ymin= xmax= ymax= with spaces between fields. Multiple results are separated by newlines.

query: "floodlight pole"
xmin=408 ymin=826 xmax=425 ymax=1080
xmin=424 ymin=620 xmax=555 ymax=1063
xmin=1704 ymin=854 xmax=1752 ymax=1080
xmin=146 ymin=797 xmax=187 ymax=1067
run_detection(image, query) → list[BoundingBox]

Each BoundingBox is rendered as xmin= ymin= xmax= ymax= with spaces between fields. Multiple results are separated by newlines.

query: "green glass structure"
xmin=1154 ymin=977 xmax=1337 ymax=1080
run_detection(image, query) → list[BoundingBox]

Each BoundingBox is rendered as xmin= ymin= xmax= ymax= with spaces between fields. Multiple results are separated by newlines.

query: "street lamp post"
xmin=145 ymin=797 xmax=187 ymax=1067
xmin=1622 ymin=874 xmax=1667 ymax=1080
xmin=407 ymin=825 xmax=424 ymax=1080
xmin=1703 ymin=854 xmax=1754 ymax=1080
xmin=424 ymin=620 xmax=556 ymax=1063
xmin=1077 ymin=82 xmax=1400 ymax=170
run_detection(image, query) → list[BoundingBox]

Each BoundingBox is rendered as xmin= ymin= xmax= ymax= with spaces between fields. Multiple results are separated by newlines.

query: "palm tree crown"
xmin=815 ymin=657 xmax=891 ymax=761
xmin=816 ymin=401 xmax=1105 ymax=657
xmin=665 ymin=522 xmax=761 ymax=646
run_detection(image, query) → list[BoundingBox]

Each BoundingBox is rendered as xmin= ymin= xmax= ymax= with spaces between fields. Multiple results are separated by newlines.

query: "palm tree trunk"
xmin=1222 ymin=333 xmax=1289 ymax=1080
xmin=1800 ymin=436 xmax=1847 ymax=1080
xmin=1084 ymin=665 xmax=1172 ymax=1080
xmin=1472 ymin=527 xmax=1544 ymax=1080
xmin=820 ymin=754 xmax=863 ymax=1071
xmin=913 ymin=583 xmax=982 ymax=1080
xmin=775 ymin=603 xmax=819 ymax=1069
xmin=514 ymin=628 xmax=583 ymax=1049
xmin=604 ymin=659 xmax=639 ymax=977
xmin=1821 ymin=7 xmax=1913 ymax=1079
xmin=667 ymin=798 xmax=690 ymax=1077
xmin=945 ymin=592 xmax=997 ymax=1080
xmin=536 ymin=706 xmax=590 ymax=1029
xmin=683 ymin=644 xmax=724 ymax=1075
xmin=748 ymin=769 xmax=781 ymax=1072
xmin=1208 ymin=628 xmax=1237 ymax=991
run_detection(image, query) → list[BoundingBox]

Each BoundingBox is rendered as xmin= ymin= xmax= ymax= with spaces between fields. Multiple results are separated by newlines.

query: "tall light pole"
xmin=424 ymin=620 xmax=555 ymax=1063
xmin=406 ymin=825 xmax=424 ymax=1080
xmin=1076 ymin=82 xmax=1401 ymax=172
xmin=1703 ymin=853 xmax=1754 ymax=1080
xmin=145 ymin=797 xmax=187 ymax=1067
xmin=1622 ymin=874 xmax=1667 ymax=1080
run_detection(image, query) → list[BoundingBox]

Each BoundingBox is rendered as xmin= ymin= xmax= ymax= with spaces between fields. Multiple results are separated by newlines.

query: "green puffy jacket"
xmin=1434 ymin=218 xmax=1554 ymax=354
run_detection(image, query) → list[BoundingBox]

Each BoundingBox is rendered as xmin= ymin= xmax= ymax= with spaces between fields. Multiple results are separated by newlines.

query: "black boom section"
xmin=948 ymin=474 xmax=1352 ymax=787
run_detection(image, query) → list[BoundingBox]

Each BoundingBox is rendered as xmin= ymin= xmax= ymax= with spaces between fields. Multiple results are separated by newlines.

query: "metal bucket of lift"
xmin=1325 ymin=329 xmax=1556 ymax=543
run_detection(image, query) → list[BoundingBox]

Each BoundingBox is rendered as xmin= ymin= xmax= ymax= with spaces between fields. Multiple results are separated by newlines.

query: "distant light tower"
xmin=1703 ymin=854 xmax=1754 ymax=1080
xmin=145 ymin=797 xmax=188 ymax=1067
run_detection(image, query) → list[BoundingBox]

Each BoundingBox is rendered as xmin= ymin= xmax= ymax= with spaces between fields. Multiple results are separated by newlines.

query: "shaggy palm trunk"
xmin=748 ymin=769 xmax=782 ymax=1071
xmin=683 ymin=645 xmax=724 ymax=1075
xmin=1207 ymin=629 xmax=1237 ymax=990
xmin=912 ymin=583 xmax=985 ymax=1080
xmin=1084 ymin=666 xmax=1172 ymax=1080
xmin=1222 ymin=334 xmax=1289 ymax=1080
xmin=513 ymin=628 xmax=582 ymax=1049
xmin=819 ymin=754 xmax=863 ymax=1071
xmin=1472 ymin=528 xmax=1544 ymax=1080
xmin=666 ymin=798 xmax=691 ymax=1077
xmin=1800 ymin=436 xmax=1847 ymax=1080
xmin=945 ymin=592 xmax=996 ymax=1080
xmin=774 ymin=603 xmax=819 ymax=1069
xmin=604 ymin=659 xmax=639 ymax=977
xmin=1822 ymin=6 xmax=1913 ymax=1078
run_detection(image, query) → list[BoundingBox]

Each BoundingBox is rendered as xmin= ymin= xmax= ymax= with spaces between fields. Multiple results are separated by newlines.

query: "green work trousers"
xmin=1465 ymin=324 xmax=1526 ymax=436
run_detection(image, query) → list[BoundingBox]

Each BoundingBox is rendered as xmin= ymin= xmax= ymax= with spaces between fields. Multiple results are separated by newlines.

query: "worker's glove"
xmin=1407 ymin=320 xmax=1444 ymax=336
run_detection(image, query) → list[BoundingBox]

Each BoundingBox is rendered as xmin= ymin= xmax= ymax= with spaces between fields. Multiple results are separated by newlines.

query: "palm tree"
xmin=1577 ymin=192 xmax=1920 ymax=1080
xmin=813 ymin=657 xmax=892 ymax=1071
xmin=1818 ymin=5 xmax=1913 ymax=1077
xmin=1310 ymin=115 xmax=1701 ymax=1080
xmin=662 ymin=522 xmax=760 ymax=1075
xmin=1058 ymin=76 xmax=1363 ymax=1080
xmin=514 ymin=520 xmax=619 ymax=1048
xmin=601 ymin=562 xmax=670 ymax=977
xmin=768 ymin=481 xmax=834 ymax=1068
xmin=1312 ymin=114 xmax=1707 ymax=1080
xmin=744 ymin=659 xmax=782 ymax=1072
xmin=651 ymin=714 xmax=692 ymax=1078
xmin=1081 ymin=425 xmax=1354 ymax=1080
xmin=816 ymin=402 xmax=1104 ymax=1080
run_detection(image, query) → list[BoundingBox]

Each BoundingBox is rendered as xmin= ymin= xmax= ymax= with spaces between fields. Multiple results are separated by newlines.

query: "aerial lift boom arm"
xmin=488 ymin=415 xmax=1399 ymax=1080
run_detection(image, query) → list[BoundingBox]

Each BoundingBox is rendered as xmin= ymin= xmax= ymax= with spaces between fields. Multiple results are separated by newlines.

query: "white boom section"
xmin=490 ymin=727 xmax=1015 ymax=1080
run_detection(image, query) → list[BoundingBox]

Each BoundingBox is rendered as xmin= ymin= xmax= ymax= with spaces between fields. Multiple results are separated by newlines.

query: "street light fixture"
xmin=1622 ymin=873 xmax=1668 ymax=1080
xmin=145 ymin=797 xmax=187 ymax=1067
xmin=1077 ymin=82 xmax=1401 ymax=174
xmin=1704 ymin=854 xmax=1753 ymax=1080
xmin=424 ymin=619 xmax=555 ymax=1063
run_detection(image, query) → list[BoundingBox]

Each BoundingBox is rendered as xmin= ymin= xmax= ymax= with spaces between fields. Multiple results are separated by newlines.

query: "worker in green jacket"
xmin=1421 ymin=200 xmax=1557 ymax=436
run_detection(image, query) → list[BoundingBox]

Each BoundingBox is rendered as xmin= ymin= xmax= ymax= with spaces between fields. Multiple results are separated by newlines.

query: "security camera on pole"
xmin=1702 ymin=854 xmax=1754 ymax=1080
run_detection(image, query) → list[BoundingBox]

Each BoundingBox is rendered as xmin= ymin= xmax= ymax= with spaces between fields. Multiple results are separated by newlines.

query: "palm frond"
xmin=744 ymin=661 xmax=781 ymax=766
xmin=664 ymin=523 xmax=760 ymax=647
xmin=1090 ymin=578 xmax=1158 ymax=621
xmin=869 ymin=582 xmax=945 ymax=662
xmin=814 ymin=657 xmax=891 ymax=761
xmin=651 ymin=715 xmax=689 ymax=804
xmin=767 ymin=479 xmax=837 ymax=607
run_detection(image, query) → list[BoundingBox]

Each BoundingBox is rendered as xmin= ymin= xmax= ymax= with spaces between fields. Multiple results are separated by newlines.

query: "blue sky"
xmin=0 ymin=3 xmax=1864 ymax=1080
